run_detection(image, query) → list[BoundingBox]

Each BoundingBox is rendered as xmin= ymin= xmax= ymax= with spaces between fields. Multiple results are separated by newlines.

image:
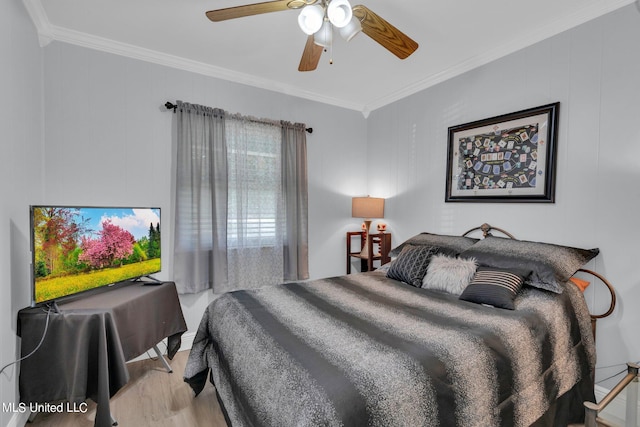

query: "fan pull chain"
xmin=328 ymin=30 xmax=333 ymax=65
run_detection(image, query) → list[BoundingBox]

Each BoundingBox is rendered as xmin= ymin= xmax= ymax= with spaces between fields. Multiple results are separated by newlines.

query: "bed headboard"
xmin=462 ymin=223 xmax=516 ymax=240
xmin=461 ymin=223 xmax=616 ymax=341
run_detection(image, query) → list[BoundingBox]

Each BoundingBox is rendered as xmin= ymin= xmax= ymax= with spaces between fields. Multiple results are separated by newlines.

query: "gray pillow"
xmin=389 ymin=232 xmax=479 ymax=258
xmin=459 ymin=236 xmax=599 ymax=294
xmin=386 ymin=244 xmax=435 ymax=287
xmin=422 ymin=254 xmax=478 ymax=295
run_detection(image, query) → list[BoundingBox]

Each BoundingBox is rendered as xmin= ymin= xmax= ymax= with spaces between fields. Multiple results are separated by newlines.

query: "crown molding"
xmin=51 ymin=26 xmax=365 ymax=113
xmin=21 ymin=0 xmax=54 ymax=47
xmin=23 ymin=0 xmax=635 ymax=115
xmin=20 ymin=3 xmax=366 ymax=114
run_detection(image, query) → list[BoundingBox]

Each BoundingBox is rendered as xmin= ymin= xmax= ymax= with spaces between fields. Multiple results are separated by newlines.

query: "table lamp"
xmin=352 ymin=196 xmax=385 ymax=258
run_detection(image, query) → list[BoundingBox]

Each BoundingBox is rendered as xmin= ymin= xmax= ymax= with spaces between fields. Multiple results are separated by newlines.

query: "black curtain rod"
xmin=164 ymin=101 xmax=313 ymax=134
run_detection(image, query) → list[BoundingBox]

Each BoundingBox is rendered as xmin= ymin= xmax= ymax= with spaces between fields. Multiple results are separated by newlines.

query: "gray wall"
xmin=3 ymin=35 xmax=367 ymax=421
xmin=41 ymin=42 xmax=368 ymax=331
xmin=366 ymin=4 xmax=640 ymax=384
xmin=0 ymin=1 xmax=43 ymax=426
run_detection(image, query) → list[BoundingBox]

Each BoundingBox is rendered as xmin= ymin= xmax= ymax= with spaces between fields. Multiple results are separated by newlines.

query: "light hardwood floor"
xmin=24 ymin=351 xmax=594 ymax=427
xmin=28 ymin=350 xmax=228 ymax=427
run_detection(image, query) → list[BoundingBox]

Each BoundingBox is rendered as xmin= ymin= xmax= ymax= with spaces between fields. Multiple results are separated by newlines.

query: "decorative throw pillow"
xmin=389 ymin=232 xmax=478 ymax=258
xmin=422 ymin=254 xmax=477 ymax=295
xmin=459 ymin=267 xmax=531 ymax=310
xmin=459 ymin=236 xmax=599 ymax=294
xmin=569 ymin=277 xmax=590 ymax=292
xmin=386 ymin=244 xmax=435 ymax=287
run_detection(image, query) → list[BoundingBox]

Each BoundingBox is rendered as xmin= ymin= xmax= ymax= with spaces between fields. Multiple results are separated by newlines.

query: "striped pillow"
xmin=459 ymin=267 xmax=531 ymax=310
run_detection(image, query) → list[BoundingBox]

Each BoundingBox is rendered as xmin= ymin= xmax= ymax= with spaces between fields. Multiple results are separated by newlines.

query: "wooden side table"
xmin=346 ymin=231 xmax=392 ymax=274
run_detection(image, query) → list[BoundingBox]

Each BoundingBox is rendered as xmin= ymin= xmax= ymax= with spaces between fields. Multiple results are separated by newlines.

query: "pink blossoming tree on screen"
xmin=79 ymin=219 xmax=135 ymax=269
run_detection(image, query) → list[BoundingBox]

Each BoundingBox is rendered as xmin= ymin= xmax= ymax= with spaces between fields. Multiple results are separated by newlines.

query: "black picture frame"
xmin=445 ymin=102 xmax=559 ymax=203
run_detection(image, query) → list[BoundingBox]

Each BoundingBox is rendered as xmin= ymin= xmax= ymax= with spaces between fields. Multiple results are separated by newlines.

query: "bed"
xmin=184 ymin=224 xmax=615 ymax=427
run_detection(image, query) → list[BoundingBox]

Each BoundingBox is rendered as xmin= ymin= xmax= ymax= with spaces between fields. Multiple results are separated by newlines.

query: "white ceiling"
xmin=23 ymin=0 xmax=635 ymax=114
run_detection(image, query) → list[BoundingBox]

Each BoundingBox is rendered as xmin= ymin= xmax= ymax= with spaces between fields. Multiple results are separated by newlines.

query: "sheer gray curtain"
xmin=173 ymin=103 xmax=308 ymax=294
xmin=281 ymin=121 xmax=309 ymax=281
xmin=225 ymin=115 xmax=284 ymax=291
xmin=173 ymin=101 xmax=228 ymax=294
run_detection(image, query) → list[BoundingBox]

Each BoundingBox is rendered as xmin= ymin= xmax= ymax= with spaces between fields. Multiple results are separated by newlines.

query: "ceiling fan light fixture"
xmin=298 ymin=5 xmax=324 ymax=35
xmin=339 ymin=16 xmax=361 ymax=41
xmin=327 ymin=0 xmax=352 ymax=28
xmin=313 ymin=20 xmax=333 ymax=48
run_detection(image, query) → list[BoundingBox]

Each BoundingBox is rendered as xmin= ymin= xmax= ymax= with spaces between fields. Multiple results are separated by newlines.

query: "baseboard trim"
xmin=7 ymin=412 xmax=31 ymax=427
xmin=178 ymin=331 xmax=195 ymax=353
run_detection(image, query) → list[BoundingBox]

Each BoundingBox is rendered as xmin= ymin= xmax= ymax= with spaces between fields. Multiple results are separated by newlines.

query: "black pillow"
xmin=459 ymin=267 xmax=530 ymax=310
xmin=386 ymin=244 xmax=435 ymax=287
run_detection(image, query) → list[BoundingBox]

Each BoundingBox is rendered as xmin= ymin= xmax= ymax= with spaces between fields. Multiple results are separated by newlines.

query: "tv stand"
xmin=46 ymin=300 xmax=60 ymax=313
xmin=133 ymin=274 xmax=162 ymax=283
xmin=18 ymin=281 xmax=186 ymax=427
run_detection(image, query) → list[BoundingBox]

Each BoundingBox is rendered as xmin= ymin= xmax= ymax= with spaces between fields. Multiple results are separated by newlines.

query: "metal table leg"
xmin=152 ymin=344 xmax=173 ymax=373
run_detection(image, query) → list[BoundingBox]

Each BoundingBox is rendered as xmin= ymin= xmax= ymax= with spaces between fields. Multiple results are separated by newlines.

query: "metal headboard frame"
xmin=461 ymin=223 xmax=616 ymax=340
xmin=462 ymin=223 xmax=516 ymax=240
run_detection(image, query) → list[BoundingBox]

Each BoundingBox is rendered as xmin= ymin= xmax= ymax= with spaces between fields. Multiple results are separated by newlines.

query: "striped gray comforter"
xmin=184 ymin=272 xmax=596 ymax=427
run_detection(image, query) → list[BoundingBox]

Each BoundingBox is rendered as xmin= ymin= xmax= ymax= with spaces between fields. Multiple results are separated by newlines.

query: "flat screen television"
xmin=30 ymin=206 xmax=161 ymax=305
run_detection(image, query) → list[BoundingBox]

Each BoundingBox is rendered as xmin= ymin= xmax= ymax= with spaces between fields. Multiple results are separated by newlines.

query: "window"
xmin=226 ymin=118 xmax=282 ymax=249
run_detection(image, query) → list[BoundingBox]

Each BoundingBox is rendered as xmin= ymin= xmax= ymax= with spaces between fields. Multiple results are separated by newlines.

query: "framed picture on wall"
xmin=445 ymin=102 xmax=559 ymax=203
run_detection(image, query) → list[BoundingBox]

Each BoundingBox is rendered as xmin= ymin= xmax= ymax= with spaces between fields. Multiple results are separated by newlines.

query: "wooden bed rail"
xmin=584 ymin=363 xmax=639 ymax=427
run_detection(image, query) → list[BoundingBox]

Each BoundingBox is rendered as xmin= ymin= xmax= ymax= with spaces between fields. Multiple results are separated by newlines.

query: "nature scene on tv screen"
xmin=32 ymin=207 xmax=161 ymax=303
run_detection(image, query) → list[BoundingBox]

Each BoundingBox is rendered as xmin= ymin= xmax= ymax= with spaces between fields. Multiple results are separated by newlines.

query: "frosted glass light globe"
xmin=327 ymin=0 xmax=352 ymax=28
xmin=298 ymin=5 xmax=324 ymax=35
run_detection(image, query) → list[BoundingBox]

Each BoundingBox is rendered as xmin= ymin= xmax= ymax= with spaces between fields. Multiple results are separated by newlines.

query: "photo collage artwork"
xmin=455 ymin=123 xmax=544 ymax=191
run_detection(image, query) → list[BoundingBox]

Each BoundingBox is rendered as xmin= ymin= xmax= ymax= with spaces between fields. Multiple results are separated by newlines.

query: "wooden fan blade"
xmin=206 ymin=0 xmax=292 ymax=22
xmin=352 ymin=5 xmax=418 ymax=59
xmin=298 ymin=35 xmax=323 ymax=71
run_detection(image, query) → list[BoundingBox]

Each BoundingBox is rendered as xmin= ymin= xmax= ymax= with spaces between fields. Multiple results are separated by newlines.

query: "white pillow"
xmin=422 ymin=253 xmax=477 ymax=295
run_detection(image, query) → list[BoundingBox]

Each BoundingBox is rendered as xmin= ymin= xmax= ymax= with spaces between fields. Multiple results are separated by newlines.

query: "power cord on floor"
xmin=0 ymin=303 xmax=55 ymax=376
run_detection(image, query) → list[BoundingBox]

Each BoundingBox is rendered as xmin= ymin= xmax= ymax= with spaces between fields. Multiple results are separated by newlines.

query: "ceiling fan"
xmin=205 ymin=0 xmax=419 ymax=71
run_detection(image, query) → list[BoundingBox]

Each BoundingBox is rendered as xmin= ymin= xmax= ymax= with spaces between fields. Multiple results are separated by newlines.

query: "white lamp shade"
xmin=352 ymin=196 xmax=385 ymax=219
xmin=327 ymin=0 xmax=353 ymax=28
xmin=298 ymin=5 xmax=324 ymax=35
xmin=339 ymin=16 xmax=361 ymax=41
xmin=313 ymin=20 xmax=333 ymax=47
